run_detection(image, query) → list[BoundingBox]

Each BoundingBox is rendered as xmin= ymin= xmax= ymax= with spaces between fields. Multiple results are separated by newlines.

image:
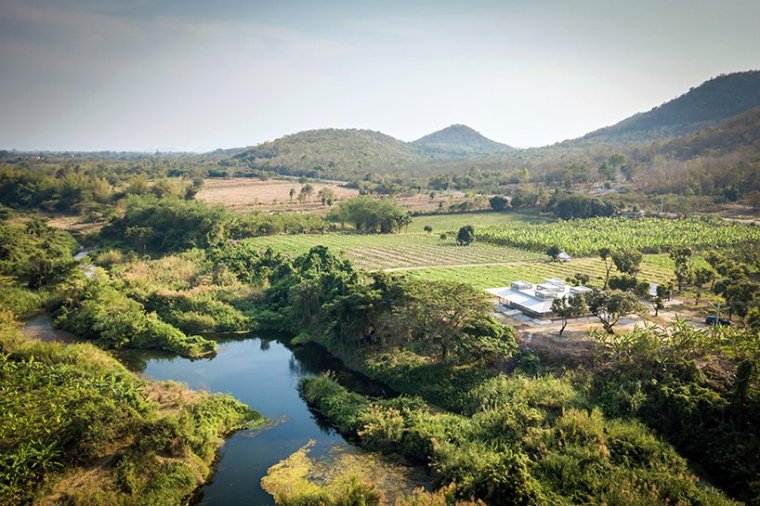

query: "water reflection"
xmin=132 ymin=335 xmax=392 ymax=505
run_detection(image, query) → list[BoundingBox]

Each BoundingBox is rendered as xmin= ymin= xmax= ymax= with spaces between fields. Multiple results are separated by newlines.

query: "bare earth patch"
xmin=196 ymin=178 xmax=359 ymax=213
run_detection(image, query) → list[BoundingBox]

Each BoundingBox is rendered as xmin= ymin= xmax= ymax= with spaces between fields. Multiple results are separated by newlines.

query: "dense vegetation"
xmin=0 ymin=311 xmax=261 ymax=505
xmin=576 ymin=70 xmax=760 ymax=143
xmin=477 ymin=216 xmax=760 ymax=256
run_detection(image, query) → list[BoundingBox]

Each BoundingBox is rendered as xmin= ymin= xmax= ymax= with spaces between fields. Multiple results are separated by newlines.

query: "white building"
xmin=486 ymin=279 xmax=591 ymax=318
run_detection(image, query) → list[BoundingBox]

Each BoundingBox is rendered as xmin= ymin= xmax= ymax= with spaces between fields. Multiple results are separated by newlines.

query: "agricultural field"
xmin=403 ymin=254 xmax=678 ymax=289
xmin=242 ymin=233 xmax=543 ymax=270
xmin=196 ymin=178 xmax=359 ymax=213
xmin=196 ymin=177 xmax=490 ymax=215
xmin=408 ymin=211 xmax=547 ymax=233
xmin=477 ymin=216 xmax=760 ymax=256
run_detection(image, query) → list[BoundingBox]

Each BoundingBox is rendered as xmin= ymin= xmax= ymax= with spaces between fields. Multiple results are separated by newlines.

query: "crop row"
xmin=243 ymin=233 xmax=542 ymax=269
xmin=476 ymin=217 xmax=760 ymax=256
xmin=404 ymin=255 xmax=676 ymax=290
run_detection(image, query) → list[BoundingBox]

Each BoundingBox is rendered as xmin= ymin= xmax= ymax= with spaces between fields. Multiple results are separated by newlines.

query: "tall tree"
xmin=551 ymin=295 xmax=587 ymax=336
xmin=612 ymin=249 xmax=643 ymax=276
xmin=599 ymin=248 xmax=614 ymax=289
xmin=584 ymin=290 xmax=643 ymax=334
xmin=693 ymin=267 xmax=715 ymax=304
xmin=669 ymin=247 xmax=694 ymax=292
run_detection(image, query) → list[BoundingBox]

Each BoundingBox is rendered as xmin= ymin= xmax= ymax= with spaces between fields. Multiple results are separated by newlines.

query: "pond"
xmin=123 ymin=336 xmax=392 ymax=505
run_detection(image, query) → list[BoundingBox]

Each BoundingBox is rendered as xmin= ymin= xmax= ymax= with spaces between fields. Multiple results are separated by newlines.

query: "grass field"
xmin=408 ymin=212 xmax=547 ymax=233
xmin=242 ymin=233 xmax=543 ymax=270
xmin=402 ymin=254 xmax=677 ymax=289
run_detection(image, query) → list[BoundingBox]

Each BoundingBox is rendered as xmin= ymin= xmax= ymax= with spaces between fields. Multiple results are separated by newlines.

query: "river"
xmin=23 ymin=253 xmax=411 ymax=505
xmin=119 ymin=336 xmax=394 ymax=505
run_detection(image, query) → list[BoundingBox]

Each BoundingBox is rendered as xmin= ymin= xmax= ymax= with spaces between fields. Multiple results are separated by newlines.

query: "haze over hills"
xmin=412 ymin=124 xmax=514 ymax=157
xmin=229 ymin=71 xmax=760 ymax=178
xmin=573 ymin=70 xmax=760 ymax=145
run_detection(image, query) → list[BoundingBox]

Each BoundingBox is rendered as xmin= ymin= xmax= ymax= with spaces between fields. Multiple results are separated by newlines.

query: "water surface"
xmin=129 ymin=337 xmax=388 ymax=505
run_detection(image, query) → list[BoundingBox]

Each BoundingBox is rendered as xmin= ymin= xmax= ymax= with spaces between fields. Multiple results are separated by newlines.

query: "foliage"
xmin=584 ymin=290 xmax=645 ymax=334
xmin=300 ymin=374 xmax=737 ymax=505
xmin=0 ymin=312 xmax=260 ymax=505
xmin=551 ymin=295 xmax=587 ymax=336
xmin=488 ymin=195 xmax=509 ymax=211
xmin=477 ymin=217 xmax=759 ymax=256
xmin=53 ymin=272 xmax=216 ymax=358
xmin=328 ymin=196 xmax=408 ymax=234
xmin=590 ymin=322 xmax=760 ymax=504
xmin=551 ymin=194 xmax=615 ymax=220
xmin=0 ymin=221 xmax=77 ymax=288
xmin=456 ymin=225 xmax=475 ymax=246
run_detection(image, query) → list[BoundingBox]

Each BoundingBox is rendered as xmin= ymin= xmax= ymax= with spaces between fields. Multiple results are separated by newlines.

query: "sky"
xmin=1 ymin=0 xmax=759 ymax=152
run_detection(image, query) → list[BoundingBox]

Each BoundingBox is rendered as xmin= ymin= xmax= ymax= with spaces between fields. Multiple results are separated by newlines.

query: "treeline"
xmin=100 ymin=196 xmax=414 ymax=255
xmin=100 ymin=196 xmax=330 ymax=253
xmin=0 ymin=163 xmax=203 ymax=215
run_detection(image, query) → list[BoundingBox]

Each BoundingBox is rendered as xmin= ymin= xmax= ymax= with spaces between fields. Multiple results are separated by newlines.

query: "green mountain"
xmin=233 ymin=128 xmax=425 ymax=178
xmin=657 ymin=105 xmax=760 ymax=159
xmin=577 ymin=70 xmax=760 ymax=144
xmin=412 ymin=124 xmax=513 ymax=156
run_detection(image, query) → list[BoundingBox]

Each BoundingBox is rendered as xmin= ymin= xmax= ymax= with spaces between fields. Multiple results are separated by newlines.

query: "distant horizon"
xmin=2 ymin=1 xmax=759 ymax=152
xmin=0 ymin=67 xmax=755 ymax=154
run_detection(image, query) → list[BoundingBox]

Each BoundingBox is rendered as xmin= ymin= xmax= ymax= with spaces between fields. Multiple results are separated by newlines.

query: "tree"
xmin=456 ymin=225 xmax=475 ymax=246
xmin=298 ymin=184 xmax=315 ymax=204
xmin=397 ymin=280 xmax=508 ymax=362
xmin=125 ymin=226 xmax=153 ymax=253
xmin=395 ymin=213 xmax=413 ymax=233
xmin=566 ymin=273 xmax=590 ymax=286
xmin=551 ymin=295 xmax=587 ymax=336
xmin=651 ymin=284 xmax=671 ymax=316
xmin=317 ymin=187 xmax=336 ymax=206
xmin=489 ymin=195 xmax=509 ymax=211
xmin=669 ymin=247 xmax=694 ymax=292
xmin=289 ymin=187 xmax=296 ymax=201
xmin=584 ymin=290 xmax=643 ymax=334
xmin=327 ymin=197 xmax=405 ymax=234
xmin=546 ymin=245 xmax=562 ymax=262
xmin=423 ymin=225 xmax=433 ymax=234
xmin=599 ymin=248 xmax=614 ymax=289
xmin=693 ymin=267 xmax=715 ymax=304
xmin=612 ymin=249 xmax=643 ymax=276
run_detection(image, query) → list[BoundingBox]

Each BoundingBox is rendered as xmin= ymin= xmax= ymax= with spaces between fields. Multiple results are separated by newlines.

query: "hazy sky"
xmin=1 ymin=0 xmax=759 ymax=152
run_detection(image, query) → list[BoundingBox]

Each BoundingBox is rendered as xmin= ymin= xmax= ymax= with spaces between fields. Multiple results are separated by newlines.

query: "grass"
xmin=407 ymin=211 xmax=547 ymax=233
xmin=402 ymin=254 xmax=677 ymax=289
xmin=243 ymin=233 xmax=543 ymax=270
xmin=0 ymin=312 xmax=261 ymax=505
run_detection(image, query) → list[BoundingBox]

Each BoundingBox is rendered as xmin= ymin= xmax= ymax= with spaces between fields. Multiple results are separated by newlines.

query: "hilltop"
xmin=412 ymin=124 xmax=514 ymax=157
xmin=233 ymin=128 xmax=424 ymax=178
xmin=575 ymin=70 xmax=760 ymax=144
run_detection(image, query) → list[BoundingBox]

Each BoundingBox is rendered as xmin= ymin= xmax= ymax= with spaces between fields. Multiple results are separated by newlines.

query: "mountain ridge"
xmin=572 ymin=70 xmax=760 ymax=145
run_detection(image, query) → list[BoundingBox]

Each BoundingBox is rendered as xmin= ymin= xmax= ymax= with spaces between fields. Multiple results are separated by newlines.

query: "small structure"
xmin=486 ymin=279 xmax=591 ymax=318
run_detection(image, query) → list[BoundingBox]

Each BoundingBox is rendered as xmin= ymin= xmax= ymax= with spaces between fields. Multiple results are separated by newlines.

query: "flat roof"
xmin=485 ymin=279 xmax=589 ymax=316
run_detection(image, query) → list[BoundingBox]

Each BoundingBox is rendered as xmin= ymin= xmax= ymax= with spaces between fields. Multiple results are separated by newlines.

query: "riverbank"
xmin=0 ymin=313 xmax=263 ymax=505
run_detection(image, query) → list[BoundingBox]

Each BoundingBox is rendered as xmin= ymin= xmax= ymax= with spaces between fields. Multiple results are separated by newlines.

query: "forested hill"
xmin=657 ymin=105 xmax=760 ymax=160
xmin=231 ymin=124 xmax=515 ymax=179
xmin=233 ymin=128 xmax=425 ymax=178
xmin=412 ymin=124 xmax=514 ymax=156
xmin=574 ymin=70 xmax=760 ymax=144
